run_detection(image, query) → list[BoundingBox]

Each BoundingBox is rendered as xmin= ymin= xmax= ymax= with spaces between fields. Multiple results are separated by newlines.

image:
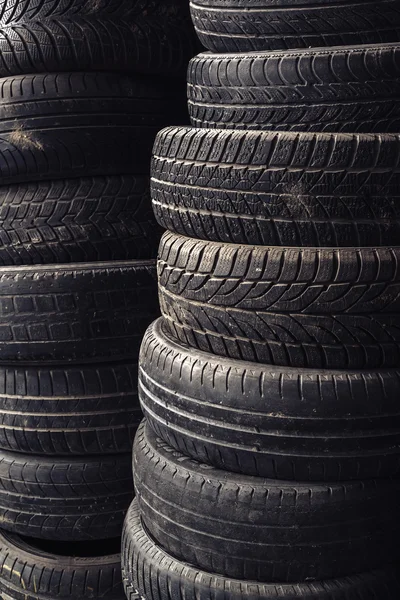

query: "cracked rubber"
xmin=139 ymin=319 xmax=400 ymax=481
xmin=0 ymin=16 xmax=198 ymax=78
xmin=151 ymin=126 xmax=400 ymax=247
xmin=0 ymin=176 xmax=162 ymax=266
xmin=0 ymin=531 xmax=124 ymax=600
xmin=189 ymin=0 xmax=400 ymax=52
xmin=0 ymin=360 xmax=140 ymax=455
xmin=159 ymin=233 xmax=400 ymax=369
xmin=188 ymin=45 xmax=400 ymax=132
xmin=0 ymin=72 xmax=188 ymax=186
xmin=133 ymin=422 xmax=400 ymax=583
xmin=122 ymin=499 xmax=400 ymax=600
xmin=0 ymin=450 xmax=133 ymax=540
xmin=0 ymin=260 xmax=158 ymax=364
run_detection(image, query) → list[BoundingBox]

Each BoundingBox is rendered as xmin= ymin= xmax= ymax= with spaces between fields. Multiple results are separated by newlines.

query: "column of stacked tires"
xmin=122 ymin=1 xmax=400 ymax=599
xmin=0 ymin=2 xmax=199 ymax=600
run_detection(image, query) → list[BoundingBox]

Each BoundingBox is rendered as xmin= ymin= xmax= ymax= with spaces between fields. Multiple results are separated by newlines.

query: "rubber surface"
xmin=189 ymin=0 xmax=400 ymax=52
xmin=0 ymin=176 xmax=162 ymax=265
xmin=134 ymin=422 xmax=400 ymax=583
xmin=122 ymin=500 xmax=400 ymax=599
xmin=0 ymin=72 xmax=188 ymax=186
xmin=151 ymin=126 xmax=400 ymax=247
xmin=188 ymin=45 xmax=400 ymax=132
xmin=0 ymin=260 xmax=158 ymax=363
xmin=0 ymin=16 xmax=198 ymax=78
xmin=139 ymin=319 xmax=400 ymax=481
xmin=0 ymin=531 xmax=125 ymax=600
xmin=0 ymin=360 xmax=140 ymax=455
xmin=0 ymin=450 xmax=133 ymax=540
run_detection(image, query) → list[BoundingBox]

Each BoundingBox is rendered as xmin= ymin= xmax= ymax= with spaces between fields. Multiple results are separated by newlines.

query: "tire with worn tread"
xmin=0 ymin=450 xmax=133 ymax=540
xmin=0 ymin=361 xmax=140 ymax=455
xmin=0 ymin=260 xmax=158 ymax=364
xmin=140 ymin=319 xmax=400 ymax=481
xmin=152 ymin=127 xmax=400 ymax=247
xmin=188 ymin=45 xmax=400 ymax=132
xmin=190 ymin=0 xmax=400 ymax=52
xmin=159 ymin=234 xmax=400 ymax=369
xmin=0 ymin=176 xmax=161 ymax=265
xmin=122 ymin=500 xmax=400 ymax=600
xmin=0 ymin=532 xmax=124 ymax=600
xmin=0 ymin=72 xmax=187 ymax=186
xmin=0 ymin=16 xmax=198 ymax=78
xmin=134 ymin=423 xmax=400 ymax=583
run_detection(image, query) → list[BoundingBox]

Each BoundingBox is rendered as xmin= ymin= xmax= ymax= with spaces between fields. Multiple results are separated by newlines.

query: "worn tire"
xmin=140 ymin=319 xmax=400 ymax=481
xmin=0 ymin=176 xmax=162 ymax=265
xmin=159 ymin=234 xmax=400 ymax=369
xmin=0 ymin=451 xmax=133 ymax=540
xmin=152 ymin=127 xmax=400 ymax=247
xmin=190 ymin=0 xmax=400 ymax=52
xmin=0 ymin=532 xmax=124 ymax=600
xmin=123 ymin=500 xmax=400 ymax=600
xmin=0 ymin=360 xmax=140 ymax=455
xmin=0 ymin=260 xmax=158 ymax=364
xmin=0 ymin=17 xmax=198 ymax=78
xmin=0 ymin=72 xmax=188 ymax=186
xmin=134 ymin=422 xmax=400 ymax=582
xmin=188 ymin=45 xmax=400 ymax=132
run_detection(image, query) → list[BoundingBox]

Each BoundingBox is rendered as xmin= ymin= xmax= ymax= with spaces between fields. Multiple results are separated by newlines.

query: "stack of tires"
xmin=0 ymin=2 xmax=199 ymax=600
xmin=122 ymin=1 xmax=400 ymax=600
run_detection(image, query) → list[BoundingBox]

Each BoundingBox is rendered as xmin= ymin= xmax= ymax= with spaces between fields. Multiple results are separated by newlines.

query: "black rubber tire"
xmin=139 ymin=319 xmax=400 ymax=481
xmin=134 ymin=422 xmax=400 ymax=582
xmin=151 ymin=126 xmax=400 ymax=247
xmin=123 ymin=500 xmax=400 ymax=600
xmin=0 ymin=72 xmax=188 ymax=186
xmin=0 ymin=531 xmax=125 ymax=600
xmin=189 ymin=0 xmax=400 ymax=53
xmin=159 ymin=234 xmax=400 ymax=369
xmin=188 ymin=45 xmax=400 ymax=133
xmin=0 ymin=260 xmax=158 ymax=364
xmin=0 ymin=16 xmax=198 ymax=78
xmin=0 ymin=450 xmax=133 ymax=541
xmin=0 ymin=176 xmax=162 ymax=265
xmin=0 ymin=0 xmax=189 ymax=23
xmin=0 ymin=360 xmax=140 ymax=455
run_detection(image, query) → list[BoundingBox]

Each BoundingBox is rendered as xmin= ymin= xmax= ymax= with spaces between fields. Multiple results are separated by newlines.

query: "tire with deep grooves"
xmin=122 ymin=500 xmax=400 ymax=600
xmin=0 ymin=450 xmax=133 ymax=540
xmin=0 ymin=17 xmax=198 ymax=78
xmin=140 ymin=319 xmax=400 ymax=481
xmin=0 ymin=531 xmax=125 ymax=600
xmin=134 ymin=423 xmax=400 ymax=582
xmin=189 ymin=0 xmax=400 ymax=52
xmin=0 ymin=176 xmax=162 ymax=265
xmin=0 ymin=260 xmax=158 ymax=363
xmin=151 ymin=126 xmax=400 ymax=247
xmin=0 ymin=360 xmax=140 ymax=455
xmin=188 ymin=45 xmax=400 ymax=132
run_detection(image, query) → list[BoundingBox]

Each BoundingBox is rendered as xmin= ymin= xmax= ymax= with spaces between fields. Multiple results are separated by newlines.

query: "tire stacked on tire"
xmin=0 ymin=2 xmax=200 ymax=600
xmin=122 ymin=2 xmax=400 ymax=599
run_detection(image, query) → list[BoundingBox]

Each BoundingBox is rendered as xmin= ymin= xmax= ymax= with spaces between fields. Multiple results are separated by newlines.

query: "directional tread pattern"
xmin=0 ymin=530 xmax=125 ymax=600
xmin=122 ymin=500 xmax=400 ymax=600
xmin=0 ymin=16 xmax=198 ymax=78
xmin=0 ymin=261 xmax=158 ymax=363
xmin=134 ymin=422 xmax=400 ymax=583
xmin=188 ymin=46 xmax=400 ymax=132
xmin=152 ymin=126 xmax=400 ymax=246
xmin=139 ymin=319 xmax=400 ymax=481
xmin=0 ymin=361 xmax=140 ymax=455
xmin=0 ymin=176 xmax=161 ymax=265
xmin=190 ymin=0 xmax=400 ymax=52
xmin=0 ymin=450 xmax=133 ymax=540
